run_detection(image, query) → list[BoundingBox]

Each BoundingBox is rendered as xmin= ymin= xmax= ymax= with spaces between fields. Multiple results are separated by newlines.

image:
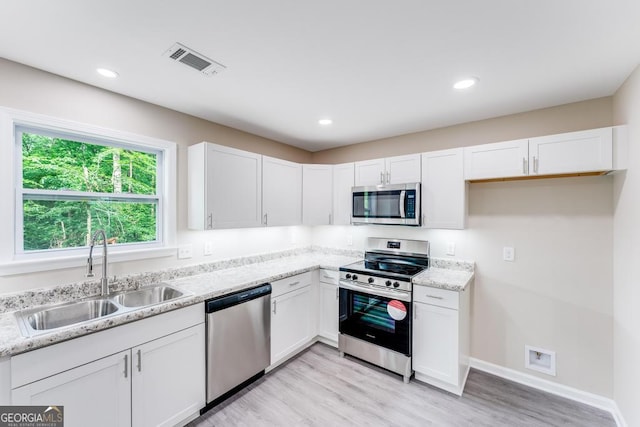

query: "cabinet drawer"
xmin=271 ymin=271 xmax=312 ymax=298
xmin=413 ymin=286 xmax=459 ymax=310
xmin=319 ymin=269 xmax=339 ymax=285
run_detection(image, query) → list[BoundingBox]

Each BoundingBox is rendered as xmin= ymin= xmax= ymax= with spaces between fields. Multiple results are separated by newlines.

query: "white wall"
xmin=314 ymin=175 xmax=614 ymax=397
xmin=612 ymin=64 xmax=640 ymax=426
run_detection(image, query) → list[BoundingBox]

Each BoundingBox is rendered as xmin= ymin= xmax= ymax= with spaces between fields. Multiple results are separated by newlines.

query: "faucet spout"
xmin=87 ymin=229 xmax=109 ymax=296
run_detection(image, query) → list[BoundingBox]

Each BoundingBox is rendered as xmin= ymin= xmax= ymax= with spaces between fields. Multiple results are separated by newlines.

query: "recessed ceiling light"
xmin=318 ymin=119 xmax=333 ymax=126
xmin=96 ymin=68 xmax=119 ymax=78
xmin=453 ymin=77 xmax=478 ymax=90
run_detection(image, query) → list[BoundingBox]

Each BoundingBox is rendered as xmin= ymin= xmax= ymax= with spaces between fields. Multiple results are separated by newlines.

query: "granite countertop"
xmin=0 ymin=248 xmax=475 ymax=358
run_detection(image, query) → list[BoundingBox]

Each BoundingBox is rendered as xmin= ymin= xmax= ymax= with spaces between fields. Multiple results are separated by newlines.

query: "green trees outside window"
xmin=21 ymin=132 xmax=159 ymax=251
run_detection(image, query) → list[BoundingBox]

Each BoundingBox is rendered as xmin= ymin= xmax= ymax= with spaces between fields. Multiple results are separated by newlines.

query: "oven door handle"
xmin=339 ymin=280 xmax=411 ymax=302
xmin=399 ymin=190 xmax=406 ymax=218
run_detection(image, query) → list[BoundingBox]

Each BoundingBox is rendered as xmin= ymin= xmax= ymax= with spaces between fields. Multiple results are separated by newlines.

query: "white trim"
xmin=0 ymin=106 xmax=177 ymax=273
xmin=0 ymin=246 xmax=176 ymax=276
xmin=469 ymin=357 xmax=622 ymax=426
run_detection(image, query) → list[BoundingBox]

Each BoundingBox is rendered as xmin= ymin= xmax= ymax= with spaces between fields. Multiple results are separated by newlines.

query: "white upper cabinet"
xmin=354 ymin=158 xmax=386 ymax=186
xmin=355 ymin=154 xmax=421 ymax=186
xmin=528 ymin=127 xmax=612 ymax=175
xmin=332 ymin=163 xmax=355 ymax=225
xmin=422 ymin=148 xmax=467 ymax=229
xmin=188 ymin=142 xmax=262 ymax=230
xmin=263 ymin=156 xmax=302 ymax=226
xmin=464 ymin=127 xmax=617 ymax=181
xmin=463 ymin=139 xmax=529 ymax=181
xmin=302 ymin=164 xmax=333 ymax=225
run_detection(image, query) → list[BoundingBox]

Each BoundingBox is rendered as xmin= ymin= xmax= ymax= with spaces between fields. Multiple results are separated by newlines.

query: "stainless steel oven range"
xmin=339 ymin=237 xmax=429 ymax=383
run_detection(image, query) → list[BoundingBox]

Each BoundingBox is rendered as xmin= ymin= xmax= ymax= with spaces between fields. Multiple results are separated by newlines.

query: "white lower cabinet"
xmin=12 ymin=350 xmax=131 ymax=427
xmin=11 ymin=305 xmax=205 ymax=427
xmin=317 ymin=269 xmax=339 ymax=345
xmin=412 ymin=285 xmax=470 ymax=396
xmin=132 ymin=325 xmax=205 ymax=427
xmin=270 ymin=273 xmax=314 ymax=367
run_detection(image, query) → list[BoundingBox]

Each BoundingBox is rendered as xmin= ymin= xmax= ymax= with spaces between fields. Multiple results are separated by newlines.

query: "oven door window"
xmin=339 ymin=288 xmax=411 ymax=356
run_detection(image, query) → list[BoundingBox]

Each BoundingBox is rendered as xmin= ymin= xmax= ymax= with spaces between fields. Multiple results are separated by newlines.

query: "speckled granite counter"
xmin=0 ymin=248 xmax=474 ymax=358
xmin=0 ymin=249 xmax=360 ymax=357
xmin=413 ymin=258 xmax=475 ymax=291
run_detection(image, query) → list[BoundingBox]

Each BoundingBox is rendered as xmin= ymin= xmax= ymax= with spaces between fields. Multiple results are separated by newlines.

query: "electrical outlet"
xmin=203 ymin=241 xmax=214 ymax=256
xmin=446 ymin=242 xmax=456 ymax=256
xmin=346 ymin=235 xmax=353 ymax=246
xmin=503 ymin=246 xmax=515 ymax=262
xmin=177 ymin=244 xmax=193 ymax=259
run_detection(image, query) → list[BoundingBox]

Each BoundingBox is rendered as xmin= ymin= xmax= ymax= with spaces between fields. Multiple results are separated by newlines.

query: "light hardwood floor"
xmin=189 ymin=343 xmax=615 ymax=426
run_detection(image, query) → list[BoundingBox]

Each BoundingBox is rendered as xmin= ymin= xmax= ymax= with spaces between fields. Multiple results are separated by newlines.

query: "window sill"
xmin=0 ymin=247 xmax=176 ymax=276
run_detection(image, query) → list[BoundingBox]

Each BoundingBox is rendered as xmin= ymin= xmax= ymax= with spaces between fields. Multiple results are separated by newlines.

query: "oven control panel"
xmin=340 ymin=271 xmax=412 ymax=292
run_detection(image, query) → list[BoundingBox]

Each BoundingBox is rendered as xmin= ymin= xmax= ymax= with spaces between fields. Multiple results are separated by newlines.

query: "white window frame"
xmin=0 ymin=108 xmax=177 ymax=275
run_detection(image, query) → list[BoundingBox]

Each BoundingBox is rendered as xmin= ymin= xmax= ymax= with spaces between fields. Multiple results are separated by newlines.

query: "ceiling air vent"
xmin=163 ymin=42 xmax=226 ymax=76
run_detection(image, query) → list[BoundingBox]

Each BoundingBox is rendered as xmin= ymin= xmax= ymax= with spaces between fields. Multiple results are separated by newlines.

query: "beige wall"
xmin=312 ymin=97 xmax=612 ymax=163
xmin=612 ymin=64 xmax=640 ymax=426
xmin=311 ymin=98 xmax=616 ymax=397
xmin=0 ymin=58 xmax=312 ymax=293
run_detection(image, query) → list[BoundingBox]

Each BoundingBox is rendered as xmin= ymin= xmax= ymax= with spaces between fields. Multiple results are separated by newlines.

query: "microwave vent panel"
xmin=163 ymin=42 xmax=226 ymax=76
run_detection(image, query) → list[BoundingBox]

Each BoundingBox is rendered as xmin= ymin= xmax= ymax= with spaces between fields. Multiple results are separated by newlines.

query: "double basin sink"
xmin=15 ymin=284 xmax=190 ymax=337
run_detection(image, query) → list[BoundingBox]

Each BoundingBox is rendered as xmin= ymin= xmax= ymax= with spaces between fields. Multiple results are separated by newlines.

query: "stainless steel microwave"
xmin=351 ymin=183 xmax=421 ymax=226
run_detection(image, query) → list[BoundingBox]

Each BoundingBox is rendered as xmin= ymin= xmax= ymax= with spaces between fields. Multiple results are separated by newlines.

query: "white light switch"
xmin=446 ymin=242 xmax=456 ymax=256
xmin=503 ymin=246 xmax=515 ymax=262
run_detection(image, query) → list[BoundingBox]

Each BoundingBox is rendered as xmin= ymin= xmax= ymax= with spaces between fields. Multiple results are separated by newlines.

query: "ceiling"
xmin=1 ymin=1 xmax=639 ymax=152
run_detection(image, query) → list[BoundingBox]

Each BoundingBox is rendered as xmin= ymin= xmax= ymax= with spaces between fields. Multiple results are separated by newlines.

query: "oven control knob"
xmin=345 ymin=274 xmax=352 ymax=279
xmin=385 ymin=280 xmax=392 ymax=287
xmin=368 ymin=277 xmax=375 ymax=284
xmin=393 ymin=282 xmax=400 ymax=288
xmin=352 ymin=275 xmax=358 ymax=281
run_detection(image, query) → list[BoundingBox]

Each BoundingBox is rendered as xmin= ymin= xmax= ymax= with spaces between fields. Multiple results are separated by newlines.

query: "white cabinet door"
xmin=188 ymin=142 xmax=262 ymax=229
xmin=412 ymin=302 xmax=458 ymax=386
xmin=271 ymin=285 xmax=313 ymax=365
xmin=385 ymin=154 xmax=421 ymax=184
xmin=464 ymin=139 xmax=529 ymax=180
xmin=263 ymin=156 xmax=302 ymax=226
xmin=302 ymin=164 xmax=333 ymax=225
xmin=332 ymin=163 xmax=354 ymax=225
xmin=318 ymin=282 xmax=339 ymax=344
xmin=12 ymin=350 xmax=131 ymax=427
xmin=422 ymin=148 xmax=466 ymax=229
xmin=132 ymin=324 xmax=205 ymax=427
xmin=529 ymin=127 xmax=612 ymax=175
xmin=354 ymin=158 xmax=386 ymax=186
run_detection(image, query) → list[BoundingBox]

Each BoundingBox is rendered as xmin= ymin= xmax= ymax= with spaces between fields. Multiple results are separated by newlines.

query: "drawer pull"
xmin=426 ymin=294 xmax=444 ymax=300
xmin=289 ymin=281 xmax=300 ymax=287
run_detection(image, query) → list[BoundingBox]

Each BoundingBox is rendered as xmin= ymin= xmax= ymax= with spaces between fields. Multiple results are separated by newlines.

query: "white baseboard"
xmin=469 ymin=357 xmax=625 ymax=427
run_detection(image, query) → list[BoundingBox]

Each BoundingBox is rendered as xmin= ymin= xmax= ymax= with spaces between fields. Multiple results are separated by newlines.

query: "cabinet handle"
xmin=533 ymin=156 xmax=538 ymax=173
xmin=137 ymin=349 xmax=142 ymax=372
xmin=329 ymin=213 xmax=332 ymax=224
xmin=426 ymin=294 xmax=444 ymax=300
xmin=522 ymin=157 xmax=527 ymax=174
xmin=289 ymin=281 xmax=300 ymax=287
xmin=264 ymin=213 xmax=268 ymax=226
xmin=273 ymin=300 xmax=277 ymax=314
xmin=414 ymin=305 xmax=417 ymax=320
xmin=386 ymin=171 xmax=390 ymax=184
xmin=207 ymin=213 xmax=213 ymax=229
xmin=336 ymin=288 xmax=339 ymax=299
xmin=124 ymin=354 xmax=128 ymax=378
xmin=380 ymin=171 xmax=384 ymax=184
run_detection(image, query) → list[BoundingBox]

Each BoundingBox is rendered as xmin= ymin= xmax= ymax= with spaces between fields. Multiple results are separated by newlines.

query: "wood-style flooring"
xmin=189 ymin=343 xmax=615 ymax=427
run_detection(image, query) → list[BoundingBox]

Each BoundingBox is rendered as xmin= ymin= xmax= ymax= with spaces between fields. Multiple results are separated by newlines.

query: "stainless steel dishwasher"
xmin=203 ymin=283 xmax=271 ymax=411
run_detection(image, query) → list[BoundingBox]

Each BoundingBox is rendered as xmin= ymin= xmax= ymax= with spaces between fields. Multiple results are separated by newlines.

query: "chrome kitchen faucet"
xmin=86 ymin=229 xmax=110 ymax=296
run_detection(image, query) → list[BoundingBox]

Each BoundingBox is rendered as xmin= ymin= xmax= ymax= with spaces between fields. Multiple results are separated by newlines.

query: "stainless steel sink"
xmin=15 ymin=284 xmax=190 ymax=337
xmin=112 ymin=285 xmax=184 ymax=308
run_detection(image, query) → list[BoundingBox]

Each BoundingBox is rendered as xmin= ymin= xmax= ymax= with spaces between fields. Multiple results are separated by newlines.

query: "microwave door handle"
xmin=399 ymin=190 xmax=406 ymax=218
